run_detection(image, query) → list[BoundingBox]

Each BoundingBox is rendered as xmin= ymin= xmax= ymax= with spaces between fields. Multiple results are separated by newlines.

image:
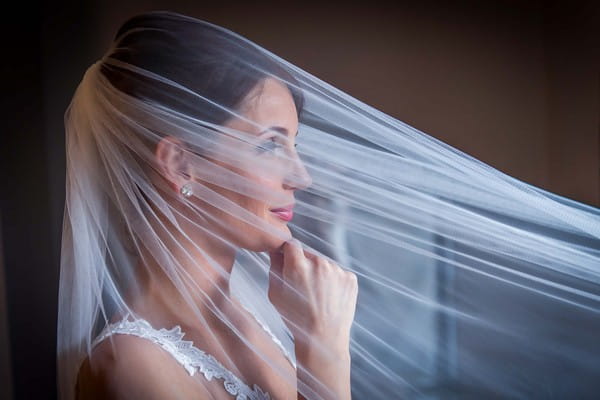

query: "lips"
xmin=269 ymin=204 xmax=294 ymax=221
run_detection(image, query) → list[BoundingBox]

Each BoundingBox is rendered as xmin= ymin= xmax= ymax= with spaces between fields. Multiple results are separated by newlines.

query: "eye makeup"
xmin=255 ymin=126 xmax=299 ymax=154
xmin=256 ymin=137 xmax=282 ymax=154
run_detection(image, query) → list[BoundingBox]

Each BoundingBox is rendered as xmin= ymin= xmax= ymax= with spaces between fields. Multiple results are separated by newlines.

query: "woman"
xmin=59 ymin=10 xmax=600 ymax=400
xmin=61 ymin=11 xmax=356 ymax=400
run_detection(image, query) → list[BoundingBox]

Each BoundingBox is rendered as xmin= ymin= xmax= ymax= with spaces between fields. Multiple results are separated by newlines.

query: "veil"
xmin=57 ymin=11 xmax=600 ymax=400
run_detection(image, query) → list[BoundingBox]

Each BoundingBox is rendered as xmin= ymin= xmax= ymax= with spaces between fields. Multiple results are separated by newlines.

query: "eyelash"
xmin=256 ymin=138 xmax=298 ymax=154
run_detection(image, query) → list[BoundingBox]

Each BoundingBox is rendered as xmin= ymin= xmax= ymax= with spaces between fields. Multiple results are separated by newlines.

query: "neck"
xmin=132 ymin=228 xmax=238 ymax=323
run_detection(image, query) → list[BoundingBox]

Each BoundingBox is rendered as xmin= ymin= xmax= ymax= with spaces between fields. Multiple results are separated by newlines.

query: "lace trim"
xmin=92 ymin=317 xmax=271 ymax=400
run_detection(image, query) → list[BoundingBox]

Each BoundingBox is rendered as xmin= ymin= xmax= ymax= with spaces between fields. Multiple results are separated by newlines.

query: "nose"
xmin=283 ymin=152 xmax=312 ymax=191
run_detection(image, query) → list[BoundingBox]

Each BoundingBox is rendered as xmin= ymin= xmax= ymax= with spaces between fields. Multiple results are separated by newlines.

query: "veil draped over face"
xmin=57 ymin=11 xmax=600 ymax=400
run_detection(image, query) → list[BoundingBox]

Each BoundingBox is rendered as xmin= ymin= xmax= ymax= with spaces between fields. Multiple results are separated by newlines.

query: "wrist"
xmin=294 ymin=340 xmax=352 ymax=400
xmin=294 ymin=335 xmax=351 ymax=364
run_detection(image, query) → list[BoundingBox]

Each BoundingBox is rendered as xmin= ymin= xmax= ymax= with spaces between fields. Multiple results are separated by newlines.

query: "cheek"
xmin=249 ymin=176 xmax=281 ymax=215
xmin=231 ymin=173 xmax=284 ymax=224
xmin=229 ymin=158 xmax=287 ymax=217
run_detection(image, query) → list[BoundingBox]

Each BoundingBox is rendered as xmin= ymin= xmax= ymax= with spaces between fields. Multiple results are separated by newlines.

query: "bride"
xmin=63 ymin=11 xmax=355 ymax=400
xmin=59 ymin=10 xmax=600 ymax=400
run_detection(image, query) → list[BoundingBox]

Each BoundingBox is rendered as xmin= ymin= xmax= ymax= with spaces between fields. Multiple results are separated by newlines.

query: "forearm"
xmin=295 ymin=340 xmax=352 ymax=400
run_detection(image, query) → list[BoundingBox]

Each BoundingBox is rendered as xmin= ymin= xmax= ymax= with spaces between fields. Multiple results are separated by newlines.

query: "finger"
xmin=283 ymin=239 xmax=307 ymax=270
xmin=302 ymin=248 xmax=320 ymax=263
xmin=302 ymin=247 xmax=333 ymax=269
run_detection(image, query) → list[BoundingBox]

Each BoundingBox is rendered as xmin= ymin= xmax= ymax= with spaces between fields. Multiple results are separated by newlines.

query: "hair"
xmin=95 ymin=12 xmax=307 ymax=250
xmin=101 ymin=11 xmax=304 ymax=126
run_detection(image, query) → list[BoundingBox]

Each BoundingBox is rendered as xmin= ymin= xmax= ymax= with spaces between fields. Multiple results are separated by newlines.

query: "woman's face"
xmin=191 ymin=77 xmax=312 ymax=252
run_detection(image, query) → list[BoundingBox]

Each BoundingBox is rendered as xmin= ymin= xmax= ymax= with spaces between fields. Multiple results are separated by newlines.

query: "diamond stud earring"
xmin=180 ymin=183 xmax=193 ymax=198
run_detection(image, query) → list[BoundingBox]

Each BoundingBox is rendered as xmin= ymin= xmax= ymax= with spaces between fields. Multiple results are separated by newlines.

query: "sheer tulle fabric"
xmin=58 ymin=11 xmax=600 ymax=400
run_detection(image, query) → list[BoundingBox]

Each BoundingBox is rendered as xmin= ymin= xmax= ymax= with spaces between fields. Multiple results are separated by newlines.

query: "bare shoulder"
xmin=76 ymin=334 xmax=210 ymax=400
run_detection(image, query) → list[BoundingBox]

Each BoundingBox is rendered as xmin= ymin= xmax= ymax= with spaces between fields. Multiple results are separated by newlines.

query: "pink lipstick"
xmin=270 ymin=204 xmax=294 ymax=221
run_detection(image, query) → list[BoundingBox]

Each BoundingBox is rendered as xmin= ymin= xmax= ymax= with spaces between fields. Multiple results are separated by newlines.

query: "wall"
xmin=91 ymin=0 xmax=599 ymax=205
xmin=0 ymin=1 xmax=597 ymax=399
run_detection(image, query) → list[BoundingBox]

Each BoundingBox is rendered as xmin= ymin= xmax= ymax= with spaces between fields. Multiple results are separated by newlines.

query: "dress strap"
xmin=92 ymin=316 xmax=271 ymax=400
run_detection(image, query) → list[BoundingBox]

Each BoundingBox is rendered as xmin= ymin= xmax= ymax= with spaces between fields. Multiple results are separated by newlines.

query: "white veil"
xmin=57 ymin=11 xmax=600 ymax=400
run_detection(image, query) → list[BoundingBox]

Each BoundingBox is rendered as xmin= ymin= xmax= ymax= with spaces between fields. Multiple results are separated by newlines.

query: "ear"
xmin=154 ymin=136 xmax=192 ymax=193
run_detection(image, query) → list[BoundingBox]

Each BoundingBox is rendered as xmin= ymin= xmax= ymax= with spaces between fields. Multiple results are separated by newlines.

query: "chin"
xmin=236 ymin=212 xmax=293 ymax=252
xmin=254 ymin=226 xmax=293 ymax=252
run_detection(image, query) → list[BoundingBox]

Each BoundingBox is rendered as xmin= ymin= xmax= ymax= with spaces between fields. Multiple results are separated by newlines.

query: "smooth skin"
xmin=76 ymin=78 xmax=357 ymax=400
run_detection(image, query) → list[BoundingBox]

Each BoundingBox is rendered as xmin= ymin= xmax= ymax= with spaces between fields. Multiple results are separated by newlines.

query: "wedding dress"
xmin=58 ymin=10 xmax=600 ymax=400
xmin=90 ymin=307 xmax=295 ymax=400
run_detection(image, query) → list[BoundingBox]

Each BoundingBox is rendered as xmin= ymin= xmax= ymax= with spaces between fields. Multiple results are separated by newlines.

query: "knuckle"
xmin=346 ymin=271 xmax=358 ymax=285
xmin=334 ymin=263 xmax=347 ymax=276
xmin=315 ymin=255 xmax=327 ymax=266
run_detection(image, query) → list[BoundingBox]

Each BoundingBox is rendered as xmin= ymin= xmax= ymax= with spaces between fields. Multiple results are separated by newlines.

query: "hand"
xmin=268 ymin=239 xmax=358 ymax=352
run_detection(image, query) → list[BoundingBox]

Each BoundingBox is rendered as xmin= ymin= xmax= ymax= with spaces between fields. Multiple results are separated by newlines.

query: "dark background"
xmin=1 ymin=1 xmax=598 ymax=398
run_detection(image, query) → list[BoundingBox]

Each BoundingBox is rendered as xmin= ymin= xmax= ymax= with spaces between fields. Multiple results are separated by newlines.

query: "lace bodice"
xmin=91 ymin=313 xmax=295 ymax=400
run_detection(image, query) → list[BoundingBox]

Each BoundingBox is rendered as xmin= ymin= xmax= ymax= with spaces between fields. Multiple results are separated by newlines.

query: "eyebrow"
xmin=260 ymin=126 xmax=299 ymax=137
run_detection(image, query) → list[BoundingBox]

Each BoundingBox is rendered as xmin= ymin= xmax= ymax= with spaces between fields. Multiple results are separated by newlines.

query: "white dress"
xmin=91 ymin=311 xmax=296 ymax=400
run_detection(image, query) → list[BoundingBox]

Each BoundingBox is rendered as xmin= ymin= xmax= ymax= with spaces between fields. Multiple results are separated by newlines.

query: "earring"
xmin=180 ymin=183 xmax=193 ymax=198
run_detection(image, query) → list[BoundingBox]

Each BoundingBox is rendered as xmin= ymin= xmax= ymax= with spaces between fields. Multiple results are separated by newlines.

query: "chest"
xmin=95 ymin=308 xmax=297 ymax=399
xmin=196 ymin=318 xmax=297 ymax=399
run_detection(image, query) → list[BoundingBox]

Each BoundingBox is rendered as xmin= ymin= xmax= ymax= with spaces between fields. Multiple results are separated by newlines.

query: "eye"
xmin=256 ymin=137 xmax=284 ymax=154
